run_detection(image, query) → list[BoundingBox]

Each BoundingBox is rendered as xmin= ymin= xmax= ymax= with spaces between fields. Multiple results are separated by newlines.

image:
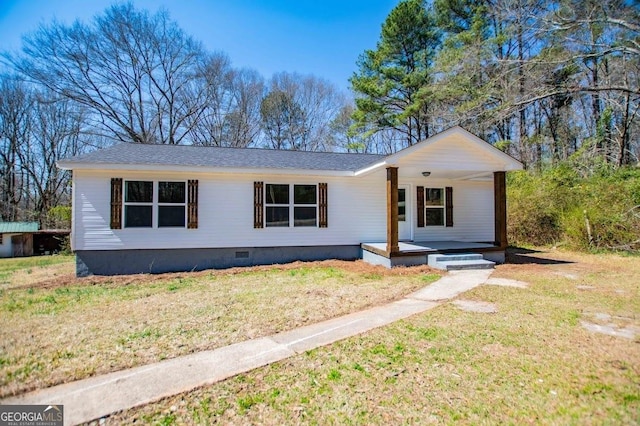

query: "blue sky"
xmin=0 ymin=0 xmax=398 ymax=91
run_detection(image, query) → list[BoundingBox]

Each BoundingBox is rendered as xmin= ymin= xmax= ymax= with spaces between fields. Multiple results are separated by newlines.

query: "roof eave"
xmin=58 ymin=162 xmax=357 ymax=177
xmin=353 ymin=160 xmax=389 ymax=176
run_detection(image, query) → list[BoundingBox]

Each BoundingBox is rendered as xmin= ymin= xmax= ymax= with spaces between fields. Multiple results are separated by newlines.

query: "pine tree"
xmin=350 ymin=0 xmax=441 ymax=150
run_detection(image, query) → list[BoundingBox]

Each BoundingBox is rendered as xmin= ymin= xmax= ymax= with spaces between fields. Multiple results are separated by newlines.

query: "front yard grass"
xmin=0 ymin=257 xmax=439 ymax=398
xmin=2 ymin=250 xmax=639 ymax=424
xmin=106 ymin=249 xmax=640 ymax=425
xmin=0 ymin=254 xmax=74 ymax=286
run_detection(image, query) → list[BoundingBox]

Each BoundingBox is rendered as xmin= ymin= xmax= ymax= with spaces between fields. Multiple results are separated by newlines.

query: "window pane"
xmin=158 ymin=206 xmax=185 ymax=227
xmin=125 ymin=205 xmax=152 ymax=227
xmin=266 ymin=206 xmax=289 ymax=227
xmin=294 ymin=185 xmax=316 ymax=204
xmin=294 ymin=206 xmax=317 ymax=227
xmin=426 ymin=208 xmax=444 ymax=226
xmin=398 ymin=188 xmax=406 ymax=222
xmin=159 ymin=182 xmax=185 ymax=203
xmin=425 ymin=188 xmax=443 ymax=206
xmin=266 ymin=184 xmax=289 ymax=204
xmin=125 ymin=181 xmax=153 ymax=202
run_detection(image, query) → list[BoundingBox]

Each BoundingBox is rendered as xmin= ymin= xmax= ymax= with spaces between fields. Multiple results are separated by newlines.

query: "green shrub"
xmin=507 ymin=171 xmax=563 ymax=246
xmin=47 ymin=206 xmax=72 ymax=229
xmin=508 ymin=165 xmax=640 ymax=252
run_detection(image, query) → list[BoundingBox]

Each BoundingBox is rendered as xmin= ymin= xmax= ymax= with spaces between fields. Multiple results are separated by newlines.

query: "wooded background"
xmin=1 ymin=0 xmax=638 ymax=249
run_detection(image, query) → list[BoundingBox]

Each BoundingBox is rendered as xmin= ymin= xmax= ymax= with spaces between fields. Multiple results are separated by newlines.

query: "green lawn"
xmin=0 ymin=258 xmax=438 ymax=398
xmin=105 ymin=249 xmax=640 ymax=425
xmin=1 ymin=251 xmax=638 ymax=425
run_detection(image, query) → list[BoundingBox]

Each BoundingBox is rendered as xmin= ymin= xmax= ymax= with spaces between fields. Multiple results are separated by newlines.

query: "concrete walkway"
xmin=3 ymin=269 xmax=494 ymax=426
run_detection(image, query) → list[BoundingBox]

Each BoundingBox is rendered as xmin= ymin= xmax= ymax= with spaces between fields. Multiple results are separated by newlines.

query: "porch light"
xmin=422 ymin=171 xmax=431 ymax=177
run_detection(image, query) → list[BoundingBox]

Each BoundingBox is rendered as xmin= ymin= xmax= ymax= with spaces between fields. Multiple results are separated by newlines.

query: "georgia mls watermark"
xmin=0 ymin=405 xmax=63 ymax=426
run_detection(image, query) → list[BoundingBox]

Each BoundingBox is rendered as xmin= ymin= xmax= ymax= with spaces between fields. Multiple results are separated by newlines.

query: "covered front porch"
xmin=353 ymin=127 xmax=521 ymax=269
xmin=359 ymin=163 xmax=508 ymax=268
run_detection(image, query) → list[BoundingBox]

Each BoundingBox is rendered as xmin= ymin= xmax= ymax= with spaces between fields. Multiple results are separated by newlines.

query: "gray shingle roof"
xmin=59 ymin=143 xmax=385 ymax=172
xmin=0 ymin=222 xmax=39 ymax=233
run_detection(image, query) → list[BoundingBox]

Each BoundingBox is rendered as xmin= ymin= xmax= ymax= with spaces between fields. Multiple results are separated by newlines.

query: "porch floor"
xmin=361 ymin=241 xmax=498 ymax=255
xmin=360 ymin=241 xmax=504 ymax=268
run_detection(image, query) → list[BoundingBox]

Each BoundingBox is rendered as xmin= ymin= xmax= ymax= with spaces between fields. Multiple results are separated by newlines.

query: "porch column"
xmin=494 ymin=171 xmax=507 ymax=248
xmin=386 ymin=167 xmax=399 ymax=255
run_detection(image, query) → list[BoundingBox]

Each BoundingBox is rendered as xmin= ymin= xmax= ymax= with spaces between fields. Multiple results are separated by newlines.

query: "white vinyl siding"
xmin=411 ymin=179 xmax=494 ymax=242
xmin=394 ymin=137 xmax=505 ymax=176
xmin=71 ymin=170 xmax=387 ymax=251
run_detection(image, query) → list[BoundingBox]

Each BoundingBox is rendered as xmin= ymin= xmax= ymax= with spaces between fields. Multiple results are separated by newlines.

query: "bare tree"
xmin=261 ymin=72 xmax=347 ymax=151
xmin=19 ymin=90 xmax=86 ymax=225
xmin=427 ymin=0 xmax=639 ymax=169
xmin=0 ymin=76 xmax=32 ymax=221
xmin=188 ymin=53 xmax=264 ymax=147
xmin=540 ymin=0 xmax=640 ymax=164
xmin=224 ymin=68 xmax=264 ymax=147
xmin=260 ymin=88 xmax=304 ymax=150
xmin=6 ymin=2 xmax=207 ymax=144
xmin=187 ymin=52 xmax=235 ymax=146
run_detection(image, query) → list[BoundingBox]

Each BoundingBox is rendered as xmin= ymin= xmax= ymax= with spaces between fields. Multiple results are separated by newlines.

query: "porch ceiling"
xmin=397 ymin=167 xmax=494 ymax=181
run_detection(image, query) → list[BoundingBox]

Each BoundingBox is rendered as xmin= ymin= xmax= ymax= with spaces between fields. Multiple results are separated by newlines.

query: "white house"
xmin=57 ymin=126 xmax=523 ymax=276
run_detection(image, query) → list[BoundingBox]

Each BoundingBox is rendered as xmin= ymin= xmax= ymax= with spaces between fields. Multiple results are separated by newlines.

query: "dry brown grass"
xmin=104 ymin=248 xmax=640 ymax=425
xmin=6 ymin=263 xmax=75 ymax=289
xmin=0 ymin=255 xmax=74 ymax=289
xmin=0 ymin=258 xmax=441 ymax=398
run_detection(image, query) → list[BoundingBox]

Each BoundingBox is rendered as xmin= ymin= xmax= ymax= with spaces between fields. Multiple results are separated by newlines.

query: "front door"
xmin=398 ymin=185 xmax=411 ymax=241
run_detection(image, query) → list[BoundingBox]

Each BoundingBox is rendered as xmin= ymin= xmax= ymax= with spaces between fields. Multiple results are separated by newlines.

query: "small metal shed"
xmin=0 ymin=222 xmax=39 ymax=258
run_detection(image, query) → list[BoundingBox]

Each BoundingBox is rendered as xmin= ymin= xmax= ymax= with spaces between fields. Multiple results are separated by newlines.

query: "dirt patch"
xmin=3 ymin=262 xmax=75 ymax=290
xmin=10 ymin=260 xmax=440 ymax=292
xmin=496 ymin=247 xmax=630 ymax=283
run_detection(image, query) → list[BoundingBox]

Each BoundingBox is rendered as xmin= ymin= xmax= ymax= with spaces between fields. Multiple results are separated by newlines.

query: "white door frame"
xmin=398 ymin=184 xmax=412 ymax=241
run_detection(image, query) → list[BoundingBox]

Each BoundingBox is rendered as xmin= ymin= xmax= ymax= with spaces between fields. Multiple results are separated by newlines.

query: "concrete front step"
xmin=428 ymin=253 xmax=484 ymax=263
xmin=428 ymin=253 xmax=496 ymax=271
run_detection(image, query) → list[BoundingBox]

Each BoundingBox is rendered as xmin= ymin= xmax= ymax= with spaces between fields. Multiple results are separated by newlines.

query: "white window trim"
xmin=123 ymin=180 xmax=187 ymax=229
xmin=124 ymin=180 xmax=154 ymax=228
xmin=265 ymin=183 xmax=290 ymax=228
xmin=425 ymin=187 xmax=446 ymax=227
xmin=265 ymin=183 xmax=319 ymax=228
xmin=398 ymin=187 xmax=407 ymax=222
xmin=293 ymin=184 xmax=318 ymax=227
xmin=157 ymin=181 xmax=187 ymax=228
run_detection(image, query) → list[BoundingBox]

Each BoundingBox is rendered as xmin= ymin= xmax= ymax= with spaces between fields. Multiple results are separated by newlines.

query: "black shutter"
xmin=254 ymin=181 xmax=264 ymax=228
xmin=187 ymin=180 xmax=198 ymax=229
xmin=319 ymin=183 xmax=328 ymax=228
xmin=445 ymin=186 xmax=453 ymax=227
xmin=110 ymin=178 xmax=123 ymax=229
xmin=416 ymin=186 xmax=425 ymax=228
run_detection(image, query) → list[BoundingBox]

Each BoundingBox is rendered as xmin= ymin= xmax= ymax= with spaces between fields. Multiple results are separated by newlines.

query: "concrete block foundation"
xmin=75 ymin=245 xmax=361 ymax=276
